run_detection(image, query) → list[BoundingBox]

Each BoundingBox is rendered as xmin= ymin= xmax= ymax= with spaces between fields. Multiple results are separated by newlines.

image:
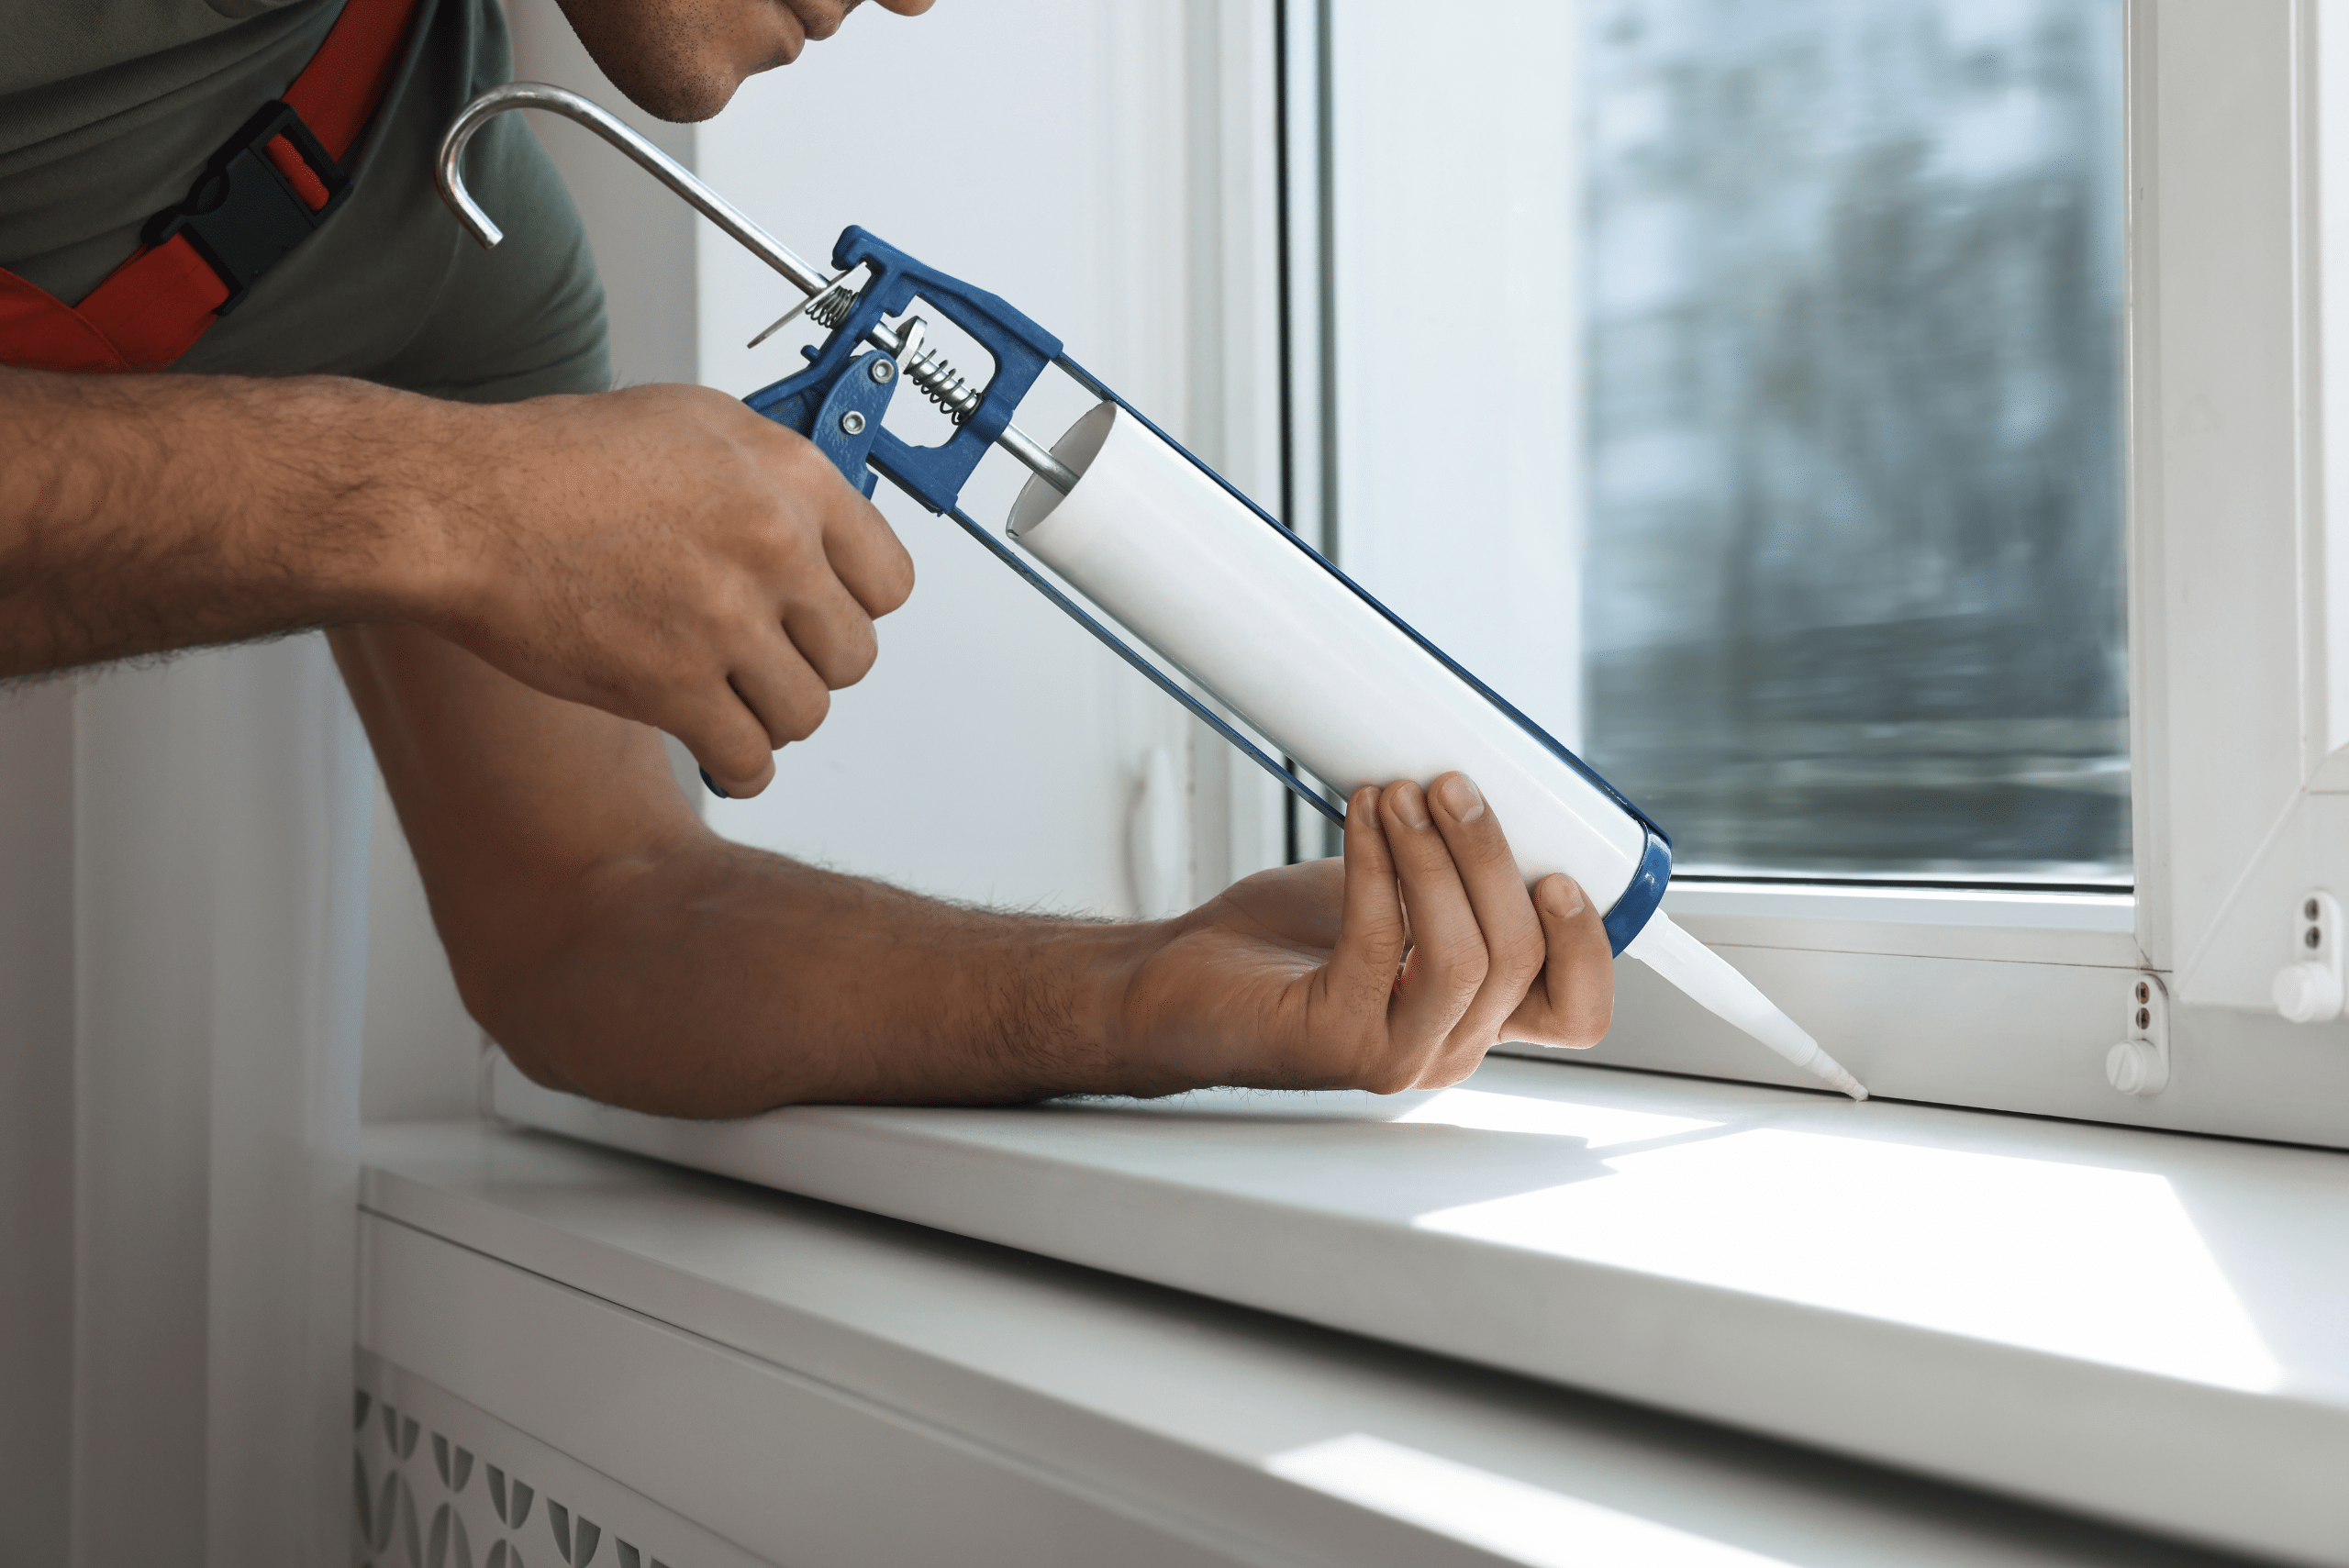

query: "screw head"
xmin=2136 ymin=1006 xmax=2151 ymax=1029
xmin=869 ymin=358 xmax=896 ymax=384
xmin=839 ymin=410 xmax=867 ymax=436
xmin=2134 ymin=981 xmax=2150 ymax=1004
xmin=2307 ymin=898 xmax=2322 ymax=921
xmin=2308 ymin=927 xmax=2322 ymax=950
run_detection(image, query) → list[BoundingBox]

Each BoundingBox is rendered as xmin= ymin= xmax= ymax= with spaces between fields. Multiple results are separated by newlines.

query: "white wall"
xmin=0 ymin=642 xmax=373 ymax=1564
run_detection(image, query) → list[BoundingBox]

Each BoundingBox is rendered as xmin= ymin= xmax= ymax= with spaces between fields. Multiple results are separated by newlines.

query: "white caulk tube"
xmin=1009 ymin=402 xmax=1866 ymax=1100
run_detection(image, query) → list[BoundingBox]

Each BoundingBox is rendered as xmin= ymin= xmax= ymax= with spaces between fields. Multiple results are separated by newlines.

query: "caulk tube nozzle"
xmin=1624 ymin=914 xmax=1868 ymax=1100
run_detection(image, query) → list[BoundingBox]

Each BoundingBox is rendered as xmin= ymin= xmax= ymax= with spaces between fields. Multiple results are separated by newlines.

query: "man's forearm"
xmin=0 ymin=367 xmax=453 ymax=676
xmin=333 ymin=619 xmax=1179 ymax=1118
xmin=481 ymin=836 xmax=1167 ymax=1117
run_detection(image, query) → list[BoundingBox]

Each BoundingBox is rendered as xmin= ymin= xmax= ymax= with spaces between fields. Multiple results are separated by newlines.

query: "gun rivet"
xmin=840 ymin=411 xmax=867 ymax=435
xmin=870 ymin=358 xmax=896 ymax=384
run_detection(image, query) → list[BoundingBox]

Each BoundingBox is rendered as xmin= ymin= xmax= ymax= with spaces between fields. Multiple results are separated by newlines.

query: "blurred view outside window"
xmin=1577 ymin=0 xmax=2128 ymax=884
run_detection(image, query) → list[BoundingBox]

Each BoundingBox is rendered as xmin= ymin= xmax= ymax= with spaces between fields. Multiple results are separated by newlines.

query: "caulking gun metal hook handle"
xmin=436 ymin=83 xmax=831 ymax=295
xmin=435 ymin=83 xmax=1077 ymax=494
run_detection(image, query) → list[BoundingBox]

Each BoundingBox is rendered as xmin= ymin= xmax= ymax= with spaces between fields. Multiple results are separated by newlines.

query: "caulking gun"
xmin=437 ymin=83 xmax=1867 ymax=1101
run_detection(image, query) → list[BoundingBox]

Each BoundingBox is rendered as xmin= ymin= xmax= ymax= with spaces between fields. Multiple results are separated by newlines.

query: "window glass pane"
xmin=1578 ymin=0 xmax=2127 ymax=883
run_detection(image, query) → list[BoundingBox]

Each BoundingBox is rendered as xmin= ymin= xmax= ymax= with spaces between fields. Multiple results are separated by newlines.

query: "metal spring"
xmin=907 ymin=347 xmax=982 ymax=425
xmin=807 ymin=284 xmax=857 ymax=328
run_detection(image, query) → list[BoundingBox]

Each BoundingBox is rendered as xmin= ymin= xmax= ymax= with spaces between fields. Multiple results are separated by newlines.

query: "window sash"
xmin=1276 ymin=0 xmax=2349 ymax=1146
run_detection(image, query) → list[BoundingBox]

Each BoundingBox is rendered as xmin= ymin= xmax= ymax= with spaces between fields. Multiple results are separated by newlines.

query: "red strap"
xmin=283 ymin=0 xmax=417 ymax=159
xmin=78 ymin=238 xmax=232 ymax=367
xmin=0 ymin=0 xmax=420 ymax=374
xmin=264 ymin=137 xmax=333 ymax=209
xmin=0 ymin=272 xmax=132 ymax=373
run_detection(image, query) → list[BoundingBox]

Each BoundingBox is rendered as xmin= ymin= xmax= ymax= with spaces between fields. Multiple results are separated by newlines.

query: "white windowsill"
xmin=489 ymin=1052 xmax=2349 ymax=1567
xmin=363 ymin=1119 xmax=2268 ymax=1567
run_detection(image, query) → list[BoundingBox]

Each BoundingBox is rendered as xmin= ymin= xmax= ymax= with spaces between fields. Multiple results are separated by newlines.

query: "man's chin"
xmin=555 ymin=0 xmax=796 ymax=125
xmin=604 ymin=62 xmax=743 ymax=123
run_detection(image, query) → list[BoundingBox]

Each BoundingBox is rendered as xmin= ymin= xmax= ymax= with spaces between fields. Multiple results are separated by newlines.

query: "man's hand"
xmin=1113 ymin=773 xmax=1615 ymax=1096
xmin=416 ymin=384 xmax=913 ymax=797
xmin=0 ymin=369 xmax=911 ymax=796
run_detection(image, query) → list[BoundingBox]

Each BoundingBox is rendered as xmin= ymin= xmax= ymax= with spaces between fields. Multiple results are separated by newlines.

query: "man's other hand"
xmin=419 ymin=384 xmax=915 ymax=798
xmin=1118 ymin=772 xmax=1616 ymax=1095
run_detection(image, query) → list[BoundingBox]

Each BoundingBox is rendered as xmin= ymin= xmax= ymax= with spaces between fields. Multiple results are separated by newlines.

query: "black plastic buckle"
xmin=144 ymin=100 xmax=352 ymax=316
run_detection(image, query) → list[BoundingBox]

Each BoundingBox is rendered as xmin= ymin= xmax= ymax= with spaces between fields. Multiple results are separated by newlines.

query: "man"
xmin=0 ymin=0 xmax=1612 ymax=1118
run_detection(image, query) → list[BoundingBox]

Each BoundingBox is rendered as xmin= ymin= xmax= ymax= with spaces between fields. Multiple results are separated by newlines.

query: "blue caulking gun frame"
xmin=435 ymin=83 xmax=1675 ymax=959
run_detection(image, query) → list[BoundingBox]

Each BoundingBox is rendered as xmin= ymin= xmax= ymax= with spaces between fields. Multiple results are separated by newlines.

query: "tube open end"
xmin=1008 ymin=399 xmax=1115 ymax=539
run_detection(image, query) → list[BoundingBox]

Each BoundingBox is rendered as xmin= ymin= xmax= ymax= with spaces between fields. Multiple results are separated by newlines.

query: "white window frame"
xmin=1262 ymin=0 xmax=2349 ymax=1147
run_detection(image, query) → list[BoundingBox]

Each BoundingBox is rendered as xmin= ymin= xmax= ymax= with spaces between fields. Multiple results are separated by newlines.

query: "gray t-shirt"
xmin=0 ymin=0 xmax=610 ymax=401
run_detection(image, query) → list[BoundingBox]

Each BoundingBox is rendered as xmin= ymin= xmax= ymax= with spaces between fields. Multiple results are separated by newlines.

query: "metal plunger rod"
xmin=437 ymin=83 xmax=1075 ymax=495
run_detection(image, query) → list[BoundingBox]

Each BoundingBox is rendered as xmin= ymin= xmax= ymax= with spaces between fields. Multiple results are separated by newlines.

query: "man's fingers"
xmin=668 ymin=682 xmax=783 ymax=799
xmin=671 ymin=429 xmax=895 ymax=786
xmin=1377 ymin=780 xmax=1490 ymax=1056
xmin=1423 ymin=772 xmax=1549 ymax=1075
xmin=1503 ymin=873 xmax=1616 ymax=1049
xmin=1326 ymin=786 xmax=1407 ymax=992
xmin=727 ymin=637 xmax=832 ymax=751
xmin=757 ymin=427 xmax=913 ymax=619
xmin=814 ymin=481 xmax=917 ymax=619
xmin=780 ymin=579 xmax=882 ymax=690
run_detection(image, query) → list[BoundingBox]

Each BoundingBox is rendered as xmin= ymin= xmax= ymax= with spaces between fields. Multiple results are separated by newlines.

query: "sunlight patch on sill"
xmin=1389 ymin=1087 xmax=1720 ymax=1148
xmin=1413 ymin=1129 xmax=2280 ymax=1393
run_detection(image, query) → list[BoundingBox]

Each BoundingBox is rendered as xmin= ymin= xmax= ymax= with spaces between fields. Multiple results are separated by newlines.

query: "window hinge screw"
xmin=2107 ymin=973 xmax=2170 ymax=1097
